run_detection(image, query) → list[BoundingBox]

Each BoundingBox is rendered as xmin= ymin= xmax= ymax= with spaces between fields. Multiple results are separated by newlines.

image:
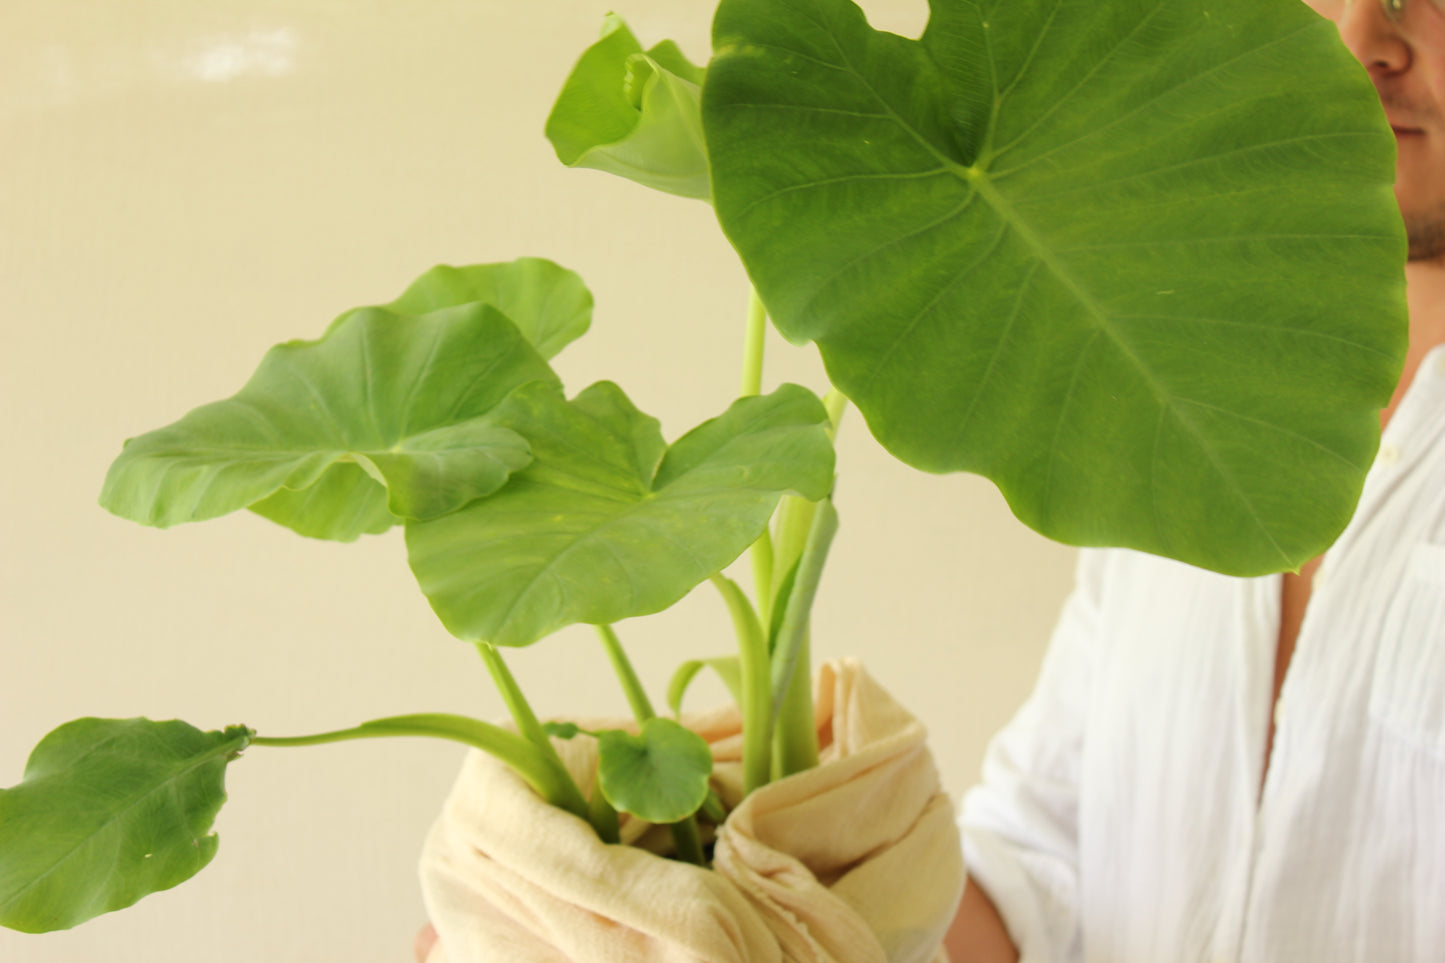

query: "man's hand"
xmin=413 ymin=922 xmax=438 ymax=962
xmin=944 ymin=879 xmax=1019 ymax=962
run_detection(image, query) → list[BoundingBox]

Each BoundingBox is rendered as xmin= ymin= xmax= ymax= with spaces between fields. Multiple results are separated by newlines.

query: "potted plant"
xmin=0 ymin=0 xmax=1405 ymax=959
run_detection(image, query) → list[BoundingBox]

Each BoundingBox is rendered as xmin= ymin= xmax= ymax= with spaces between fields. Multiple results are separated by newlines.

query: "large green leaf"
xmin=546 ymin=14 xmax=711 ymax=200
xmin=704 ymin=0 xmax=1407 ymax=575
xmin=406 ymin=382 xmax=835 ymax=645
xmin=100 ymin=302 xmax=557 ymax=540
xmin=378 ymin=259 xmax=593 ymax=360
xmin=0 ymin=719 xmax=250 ymax=934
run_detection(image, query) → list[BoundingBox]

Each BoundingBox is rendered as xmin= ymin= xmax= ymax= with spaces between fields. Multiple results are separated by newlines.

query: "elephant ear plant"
xmin=0 ymin=0 xmax=1405 ymax=937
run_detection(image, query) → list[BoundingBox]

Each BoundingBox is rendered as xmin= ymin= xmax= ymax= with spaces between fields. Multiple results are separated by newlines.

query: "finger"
xmin=413 ymin=922 xmax=439 ymax=962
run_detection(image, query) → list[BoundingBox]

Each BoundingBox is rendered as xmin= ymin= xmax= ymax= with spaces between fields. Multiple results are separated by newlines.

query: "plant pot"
xmin=419 ymin=659 xmax=964 ymax=962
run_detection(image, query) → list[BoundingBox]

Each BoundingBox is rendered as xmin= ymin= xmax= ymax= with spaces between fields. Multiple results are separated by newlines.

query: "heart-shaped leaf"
xmin=378 ymin=259 xmax=593 ymax=360
xmin=704 ymin=0 xmax=1407 ymax=575
xmin=0 ymin=719 xmax=250 ymax=934
xmin=406 ymin=382 xmax=835 ymax=645
xmin=596 ymin=718 xmax=713 ymax=823
xmin=547 ymin=14 xmax=710 ymax=200
xmin=101 ymin=302 xmax=557 ymax=539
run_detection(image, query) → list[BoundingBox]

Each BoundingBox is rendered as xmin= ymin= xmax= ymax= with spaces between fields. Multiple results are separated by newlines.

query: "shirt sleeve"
xmin=958 ymin=550 xmax=1104 ymax=963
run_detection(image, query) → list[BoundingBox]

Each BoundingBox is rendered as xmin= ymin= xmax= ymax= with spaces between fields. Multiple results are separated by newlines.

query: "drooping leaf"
xmin=248 ymin=463 xmax=397 ymax=540
xmin=596 ymin=718 xmax=713 ymax=823
xmin=0 ymin=719 xmax=251 ymax=934
xmin=378 ymin=259 xmax=593 ymax=360
xmin=547 ymin=14 xmax=711 ymax=200
xmin=704 ymin=0 xmax=1407 ymax=575
xmin=667 ymin=657 xmax=743 ymax=717
xmin=100 ymin=303 xmax=557 ymax=539
xmin=406 ymin=382 xmax=835 ymax=645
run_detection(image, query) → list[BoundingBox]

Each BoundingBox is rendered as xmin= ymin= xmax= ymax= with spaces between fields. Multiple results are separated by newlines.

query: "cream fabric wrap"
xmin=419 ymin=658 xmax=964 ymax=963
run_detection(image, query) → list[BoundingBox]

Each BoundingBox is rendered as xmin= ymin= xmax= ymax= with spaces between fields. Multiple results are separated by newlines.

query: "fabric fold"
xmin=420 ymin=659 xmax=963 ymax=963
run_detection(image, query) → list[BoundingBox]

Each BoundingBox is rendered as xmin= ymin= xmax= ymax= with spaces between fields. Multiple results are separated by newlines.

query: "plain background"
xmin=0 ymin=1 xmax=1077 ymax=959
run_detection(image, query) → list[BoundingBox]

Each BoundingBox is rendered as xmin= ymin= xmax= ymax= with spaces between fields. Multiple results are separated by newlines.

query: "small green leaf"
xmin=596 ymin=719 xmax=712 ymax=823
xmin=101 ymin=302 xmax=556 ymax=539
xmin=0 ymin=719 xmax=250 ymax=934
xmin=542 ymin=721 xmax=586 ymax=741
xmin=546 ymin=14 xmax=710 ymax=200
xmin=406 ymin=382 xmax=836 ymax=645
xmin=378 ymin=259 xmax=593 ymax=360
xmin=667 ymin=657 xmax=743 ymax=717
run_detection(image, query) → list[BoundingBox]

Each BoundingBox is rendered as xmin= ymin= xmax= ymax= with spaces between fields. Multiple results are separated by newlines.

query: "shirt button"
xmin=1378 ymin=443 xmax=1402 ymax=466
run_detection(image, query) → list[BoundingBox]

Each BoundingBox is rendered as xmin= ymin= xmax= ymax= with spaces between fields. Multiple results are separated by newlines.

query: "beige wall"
xmin=0 ymin=2 xmax=1075 ymax=960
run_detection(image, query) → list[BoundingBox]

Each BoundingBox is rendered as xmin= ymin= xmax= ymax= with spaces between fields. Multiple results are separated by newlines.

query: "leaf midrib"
xmin=808 ymin=7 xmax=1296 ymax=566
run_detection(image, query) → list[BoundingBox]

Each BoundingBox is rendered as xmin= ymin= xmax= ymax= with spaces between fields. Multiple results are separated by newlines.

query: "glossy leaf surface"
xmin=547 ymin=14 xmax=710 ymax=200
xmin=0 ymin=719 xmax=250 ymax=934
xmin=704 ymin=0 xmax=1407 ymax=575
xmin=406 ymin=382 xmax=835 ymax=645
xmin=596 ymin=718 xmax=713 ymax=823
xmin=101 ymin=303 xmax=556 ymax=540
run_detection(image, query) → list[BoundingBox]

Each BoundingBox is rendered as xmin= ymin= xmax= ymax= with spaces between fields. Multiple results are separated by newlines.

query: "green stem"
xmin=822 ymin=387 xmax=848 ymax=440
xmin=740 ymin=287 xmax=767 ymax=398
xmin=742 ymin=287 xmax=775 ymax=626
xmin=596 ymin=624 xmax=704 ymax=855
xmin=772 ymin=628 xmax=818 ymax=778
xmin=251 ymin=713 xmax=583 ymax=818
xmin=669 ymin=814 xmax=706 ymax=866
xmin=595 ymin=624 xmax=656 ymax=722
xmin=474 ymin=642 xmax=592 ymax=825
xmin=711 ymin=573 xmax=773 ymax=794
xmin=701 ymin=790 xmax=727 ymax=824
xmin=769 ymin=498 xmax=839 ymax=780
xmin=588 ymin=780 xmax=621 ymax=845
xmin=771 ymin=495 xmax=817 ymax=600
xmin=751 ymin=534 xmax=776 ymax=630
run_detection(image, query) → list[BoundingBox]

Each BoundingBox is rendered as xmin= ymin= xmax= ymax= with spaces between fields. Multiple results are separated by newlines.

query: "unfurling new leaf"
xmin=547 ymin=14 xmax=711 ymax=200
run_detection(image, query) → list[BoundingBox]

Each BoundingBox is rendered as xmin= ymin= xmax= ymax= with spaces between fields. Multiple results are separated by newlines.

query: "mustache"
xmin=1376 ymin=88 xmax=1435 ymax=126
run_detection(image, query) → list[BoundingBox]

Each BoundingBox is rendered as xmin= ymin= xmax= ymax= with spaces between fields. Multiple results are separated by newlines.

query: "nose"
xmin=1335 ymin=0 xmax=1412 ymax=77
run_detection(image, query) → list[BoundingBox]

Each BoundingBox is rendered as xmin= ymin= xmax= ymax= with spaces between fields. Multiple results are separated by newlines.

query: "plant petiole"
xmin=595 ymin=624 xmax=656 ymax=722
xmin=596 ymin=624 xmax=709 ymax=858
xmin=711 ymin=573 xmax=772 ymax=793
xmin=670 ymin=813 xmax=706 ymax=866
xmin=740 ymin=287 xmax=775 ymax=624
xmin=768 ymin=498 xmax=838 ymax=779
xmin=250 ymin=713 xmax=582 ymax=817
xmin=473 ymin=642 xmax=594 ymax=827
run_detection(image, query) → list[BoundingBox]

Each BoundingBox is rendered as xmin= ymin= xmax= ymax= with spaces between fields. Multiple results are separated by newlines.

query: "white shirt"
xmin=960 ymin=345 xmax=1445 ymax=963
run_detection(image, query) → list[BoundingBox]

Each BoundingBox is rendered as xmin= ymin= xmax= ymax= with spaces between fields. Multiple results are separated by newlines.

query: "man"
xmin=947 ymin=0 xmax=1445 ymax=959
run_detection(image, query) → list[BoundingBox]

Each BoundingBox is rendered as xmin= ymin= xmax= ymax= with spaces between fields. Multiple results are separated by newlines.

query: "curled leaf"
xmin=547 ymin=14 xmax=710 ymax=200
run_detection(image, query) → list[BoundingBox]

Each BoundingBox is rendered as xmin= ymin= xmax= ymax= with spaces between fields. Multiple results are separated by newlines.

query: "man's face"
xmin=1312 ymin=0 xmax=1445 ymax=260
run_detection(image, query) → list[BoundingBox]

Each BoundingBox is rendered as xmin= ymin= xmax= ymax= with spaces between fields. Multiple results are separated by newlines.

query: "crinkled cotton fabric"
xmin=420 ymin=659 xmax=964 ymax=963
xmin=961 ymin=345 xmax=1445 ymax=963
